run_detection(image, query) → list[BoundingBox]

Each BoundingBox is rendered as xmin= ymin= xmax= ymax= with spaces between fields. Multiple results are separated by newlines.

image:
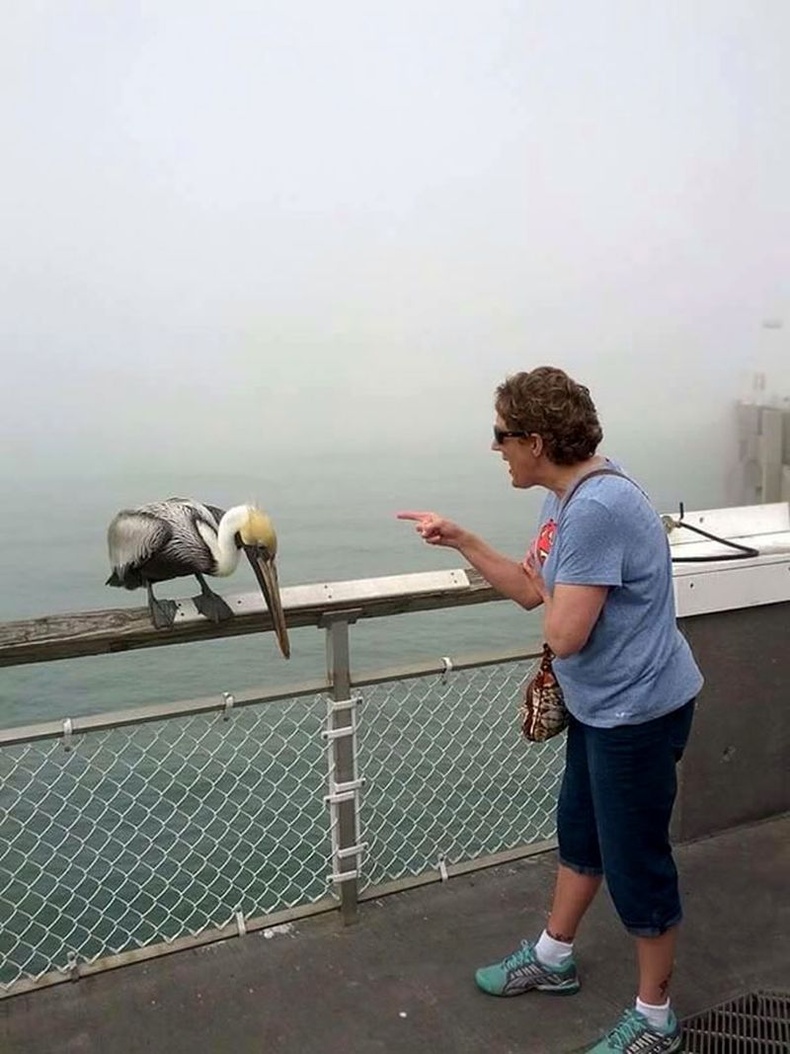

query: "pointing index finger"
xmin=396 ymin=511 xmax=432 ymax=522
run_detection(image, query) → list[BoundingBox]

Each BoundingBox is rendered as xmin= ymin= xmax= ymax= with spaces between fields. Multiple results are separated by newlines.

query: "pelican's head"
xmin=238 ymin=507 xmax=278 ymax=557
xmin=236 ymin=505 xmax=289 ymax=660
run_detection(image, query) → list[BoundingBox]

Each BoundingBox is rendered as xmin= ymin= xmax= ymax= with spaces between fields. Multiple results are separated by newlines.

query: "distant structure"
xmin=733 ymin=390 xmax=790 ymax=505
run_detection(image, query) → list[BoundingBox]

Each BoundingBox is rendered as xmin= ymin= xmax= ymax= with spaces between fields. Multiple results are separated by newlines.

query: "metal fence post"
xmin=322 ymin=610 xmax=364 ymax=925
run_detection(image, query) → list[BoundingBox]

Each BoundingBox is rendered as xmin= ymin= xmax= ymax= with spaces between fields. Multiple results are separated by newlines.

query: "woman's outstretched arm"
xmin=397 ymin=511 xmax=543 ymax=610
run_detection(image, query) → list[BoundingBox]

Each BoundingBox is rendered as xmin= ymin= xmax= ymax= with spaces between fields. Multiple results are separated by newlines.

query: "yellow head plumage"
xmin=239 ymin=507 xmax=278 ymax=554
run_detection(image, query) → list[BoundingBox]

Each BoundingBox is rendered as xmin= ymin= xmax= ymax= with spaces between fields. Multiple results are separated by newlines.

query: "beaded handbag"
xmin=520 ymin=643 xmax=568 ymax=742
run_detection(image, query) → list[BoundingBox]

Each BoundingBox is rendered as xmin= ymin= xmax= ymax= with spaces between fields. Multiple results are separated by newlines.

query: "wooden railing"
xmin=0 ymin=568 xmax=501 ymax=668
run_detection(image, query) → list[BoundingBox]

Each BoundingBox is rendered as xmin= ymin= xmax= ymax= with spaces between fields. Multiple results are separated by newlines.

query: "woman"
xmin=398 ymin=366 xmax=702 ymax=1054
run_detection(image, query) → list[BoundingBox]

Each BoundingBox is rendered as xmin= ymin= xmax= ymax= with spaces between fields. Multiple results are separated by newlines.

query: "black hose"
xmin=668 ymin=503 xmax=761 ymax=563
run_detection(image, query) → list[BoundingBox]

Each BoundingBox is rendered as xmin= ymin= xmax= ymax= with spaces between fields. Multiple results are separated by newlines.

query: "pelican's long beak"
xmin=244 ymin=548 xmax=290 ymax=658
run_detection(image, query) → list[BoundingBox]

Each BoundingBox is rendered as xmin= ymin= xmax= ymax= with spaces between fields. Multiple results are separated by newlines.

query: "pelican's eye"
xmin=244 ymin=541 xmax=269 ymax=556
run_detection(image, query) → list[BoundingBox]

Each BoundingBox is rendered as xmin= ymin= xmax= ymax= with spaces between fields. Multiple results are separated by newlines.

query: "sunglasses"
xmin=493 ymin=426 xmax=531 ymax=444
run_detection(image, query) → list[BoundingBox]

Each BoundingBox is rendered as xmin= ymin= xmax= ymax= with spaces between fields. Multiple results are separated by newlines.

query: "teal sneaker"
xmin=585 ymin=1007 xmax=682 ymax=1053
xmin=474 ymin=939 xmax=580 ymax=997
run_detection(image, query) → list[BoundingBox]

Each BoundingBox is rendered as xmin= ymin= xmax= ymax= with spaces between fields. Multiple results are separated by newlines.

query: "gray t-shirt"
xmin=536 ymin=467 xmax=703 ymax=727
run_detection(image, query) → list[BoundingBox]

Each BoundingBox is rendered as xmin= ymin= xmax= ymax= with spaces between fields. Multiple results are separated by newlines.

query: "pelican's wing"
xmin=107 ymin=498 xmax=227 ymax=587
xmin=107 ymin=509 xmax=173 ymax=574
xmin=162 ymin=498 xmax=225 ymax=530
xmin=204 ymin=504 xmax=226 ymax=527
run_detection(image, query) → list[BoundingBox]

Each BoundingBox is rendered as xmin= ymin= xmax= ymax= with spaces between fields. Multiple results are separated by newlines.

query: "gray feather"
xmin=106 ymin=499 xmax=226 ymax=587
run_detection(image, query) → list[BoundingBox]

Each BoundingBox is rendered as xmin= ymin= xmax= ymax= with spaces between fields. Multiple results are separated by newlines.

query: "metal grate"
xmin=682 ymin=991 xmax=790 ymax=1053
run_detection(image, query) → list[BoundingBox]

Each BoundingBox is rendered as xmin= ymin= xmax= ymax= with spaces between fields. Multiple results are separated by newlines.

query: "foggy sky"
xmin=1 ymin=1 xmax=789 ymax=481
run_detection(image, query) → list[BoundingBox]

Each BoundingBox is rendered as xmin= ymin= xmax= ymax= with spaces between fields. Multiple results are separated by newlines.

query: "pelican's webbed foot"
xmin=192 ymin=573 xmax=234 ymax=623
xmin=146 ymin=583 xmax=178 ymax=629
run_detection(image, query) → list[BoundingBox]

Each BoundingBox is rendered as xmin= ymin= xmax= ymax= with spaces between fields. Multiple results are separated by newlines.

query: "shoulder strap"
xmin=559 ymin=467 xmax=648 ymax=518
xmin=560 ymin=467 xmax=624 ymax=509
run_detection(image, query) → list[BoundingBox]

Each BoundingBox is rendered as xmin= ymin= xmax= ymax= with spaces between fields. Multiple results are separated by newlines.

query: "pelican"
xmin=106 ymin=498 xmax=290 ymax=657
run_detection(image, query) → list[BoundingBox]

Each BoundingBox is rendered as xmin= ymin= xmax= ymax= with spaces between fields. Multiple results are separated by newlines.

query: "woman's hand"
xmin=397 ymin=510 xmax=544 ymax=610
xmin=396 ymin=510 xmax=468 ymax=550
xmin=523 ymin=547 xmax=550 ymax=603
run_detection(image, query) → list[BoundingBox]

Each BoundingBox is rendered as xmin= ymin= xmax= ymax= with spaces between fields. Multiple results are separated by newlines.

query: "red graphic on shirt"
xmin=525 ymin=518 xmax=557 ymax=569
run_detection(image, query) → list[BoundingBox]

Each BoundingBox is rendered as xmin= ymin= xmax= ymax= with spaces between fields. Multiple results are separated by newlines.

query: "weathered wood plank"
xmin=0 ymin=568 xmax=501 ymax=668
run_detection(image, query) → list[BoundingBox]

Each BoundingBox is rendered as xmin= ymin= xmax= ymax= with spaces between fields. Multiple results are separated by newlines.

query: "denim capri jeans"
xmin=557 ymin=699 xmax=696 ymax=937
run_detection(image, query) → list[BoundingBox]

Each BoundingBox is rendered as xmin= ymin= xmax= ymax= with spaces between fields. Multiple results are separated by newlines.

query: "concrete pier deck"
xmin=2 ymin=814 xmax=788 ymax=1054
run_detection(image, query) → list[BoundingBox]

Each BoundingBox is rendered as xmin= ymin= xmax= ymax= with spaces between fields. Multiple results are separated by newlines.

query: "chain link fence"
xmin=357 ymin=661 xmax=563 ymax=888
xmin=0 ymin=650 xmax=562 ymax=997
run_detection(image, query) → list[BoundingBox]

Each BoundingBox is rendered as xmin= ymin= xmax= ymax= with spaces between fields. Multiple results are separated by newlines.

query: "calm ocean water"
xmin=0 ymin=441 xmax=724 ymax=730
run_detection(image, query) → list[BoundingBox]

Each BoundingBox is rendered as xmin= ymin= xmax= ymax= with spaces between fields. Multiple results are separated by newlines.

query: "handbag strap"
xmin=559 ymin=466 xmax=646 ymax=518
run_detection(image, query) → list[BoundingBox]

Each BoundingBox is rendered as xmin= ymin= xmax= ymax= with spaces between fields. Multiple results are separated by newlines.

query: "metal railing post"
xmin=322 ymin=610 xmax=365 ymax=925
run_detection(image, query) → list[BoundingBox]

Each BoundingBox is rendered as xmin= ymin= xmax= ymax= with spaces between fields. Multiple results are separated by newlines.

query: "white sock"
xmin=534 ymin=929 xmax=574 ymax=968
xmin=636 ymin=996 xmax=671 ymax=1030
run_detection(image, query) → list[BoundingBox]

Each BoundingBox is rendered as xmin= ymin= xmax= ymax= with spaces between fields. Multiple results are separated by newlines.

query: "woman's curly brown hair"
xmin=495 ymin=367 xmax=603 ymax=465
